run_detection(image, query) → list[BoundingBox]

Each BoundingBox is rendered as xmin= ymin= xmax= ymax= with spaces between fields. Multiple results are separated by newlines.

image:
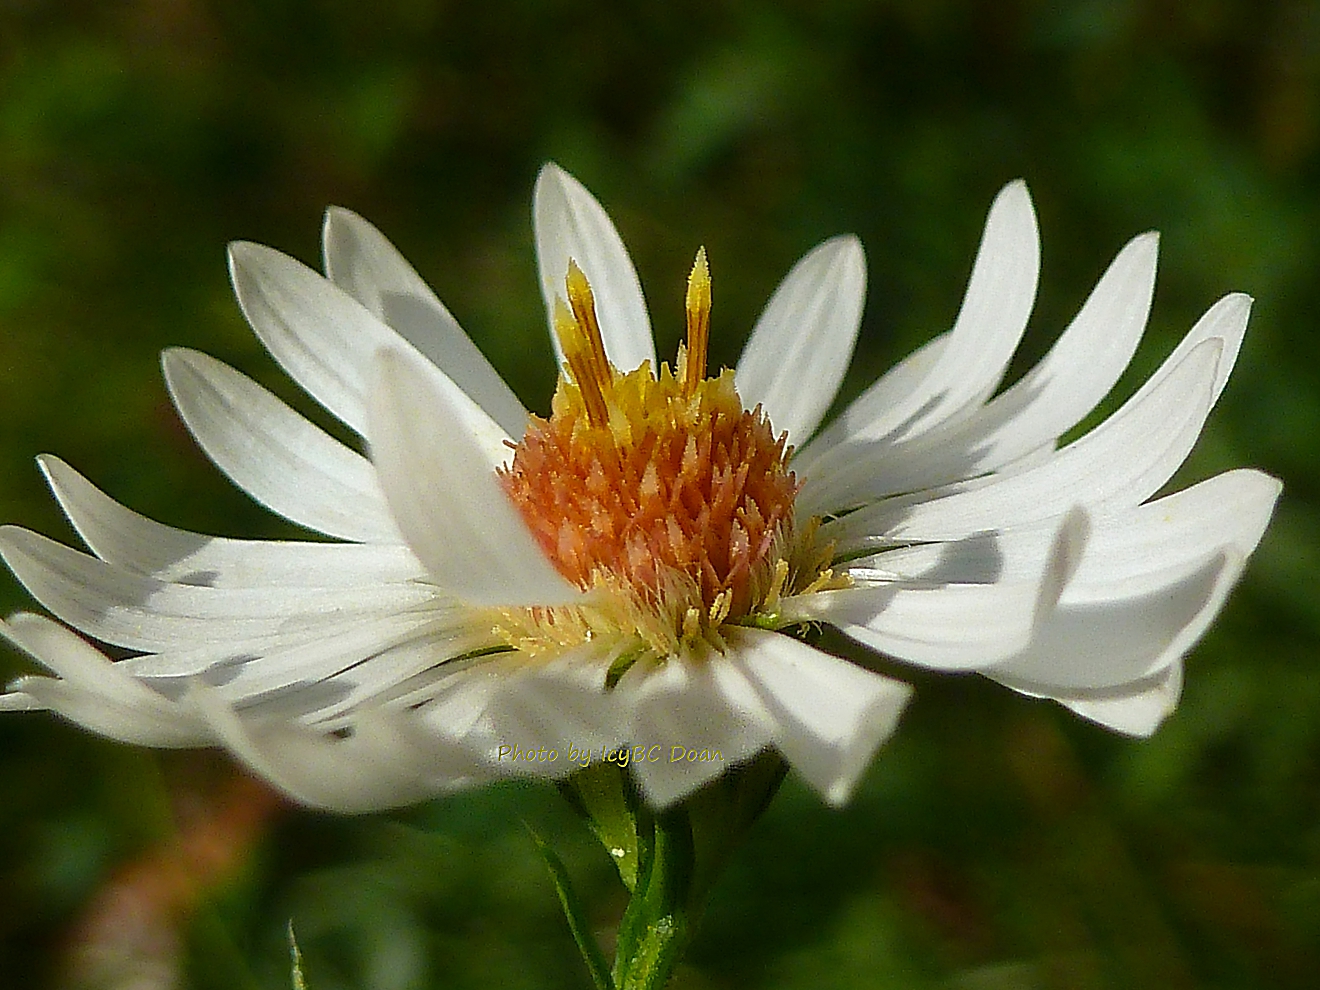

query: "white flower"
xmin=0 ymin=165 xmax=1279 ymax=812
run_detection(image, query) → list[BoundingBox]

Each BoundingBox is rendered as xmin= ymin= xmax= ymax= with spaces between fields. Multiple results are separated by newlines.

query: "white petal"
xmin=793 ymin=332 xmax=948 ymax=472
xmin=621 ymin=653 xmax=776 ymax=808
xmin=191 ymin=689 xmax=488 ymax=813
xmin=1051 ymin=663 xmax=1183 ymax=737
xmin=474 ymin=654 xmax=627 ymax=781
xmin=804 ymin=509 xmax=1086 ymax=671
xmin=533 ymin=163 xmax=655 ymax=373
xmin=726 ymin=628 xmax=912 ymax=806
xmin=367 ymin=346 xmax=581 ymax=606
xmin=228 ymin=242 xmax=511 ymax=463
xmin=851 ymin=470 xmax=1279 ymax=589
xmin=977 ymin=471 xmax=1278 ymax=694
xmin=1130 ymin=292 xmax=1251 ymax=412
xmin=830 ymin=337 xmax=1222 ymax=544
xmin=39 ymin=455 xmax=424 ymax=589
xmin=790 ymin=581 xmax=1039 ymax=671
xmin=799 ymin=233 xmax=1159 ymax=510
xmin=735 ymin=236 xmax=866 ymax=445
xmin=163 ymin=349 xmax=401 ymax=543
xmin=1073 ymin=469 xmax=1280 ymax=587
xmin=0 ymin=613 xmax=209 ymax=746
xmin=0 ymin=526 xmax=437 ymax=652
xmin=148 ymin=615 xmax=462 ymax=714
xmin=808 ymin=181 xmax=1039 ymax=457
xmin=928 ymin=231 xmax=1156 ymax=469
xmin=985 ymin=549 xmax=1241 ymax=691
xmin=322 ymin=207 xmax=529 ymax=438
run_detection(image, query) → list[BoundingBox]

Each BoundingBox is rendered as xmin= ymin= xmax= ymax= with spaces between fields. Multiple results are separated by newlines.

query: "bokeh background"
xmin=1 ymin=1 xmax=1317 ymax=988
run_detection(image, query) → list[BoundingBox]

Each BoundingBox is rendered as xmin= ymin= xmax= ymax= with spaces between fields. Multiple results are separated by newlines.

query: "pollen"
xmin=499 ymin=251 xmax=804 ymax=649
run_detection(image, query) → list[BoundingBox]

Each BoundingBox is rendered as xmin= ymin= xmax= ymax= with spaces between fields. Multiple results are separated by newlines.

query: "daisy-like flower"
xmin=0 ymin=166 xmax=1279 ymax=813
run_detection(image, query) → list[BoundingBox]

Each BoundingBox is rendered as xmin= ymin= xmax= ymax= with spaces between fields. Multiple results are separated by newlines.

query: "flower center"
xmin=498 ymin=253 xmax=831 ymax=657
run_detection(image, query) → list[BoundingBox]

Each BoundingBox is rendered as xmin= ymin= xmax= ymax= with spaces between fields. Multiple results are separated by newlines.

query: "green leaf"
xmin=559 ymin=762 xmax=642 ymax=891
xmin=287 ymin=921 xmax=308 ymax=990
xmin=526 ymin=824 xmax=616 ymax=990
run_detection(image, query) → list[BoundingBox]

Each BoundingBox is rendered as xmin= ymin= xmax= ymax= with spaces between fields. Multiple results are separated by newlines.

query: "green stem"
xmin=612 ymin=807 xmax=693 ymax=990
xmin=548 ymin=752 xmax=788 ymax=990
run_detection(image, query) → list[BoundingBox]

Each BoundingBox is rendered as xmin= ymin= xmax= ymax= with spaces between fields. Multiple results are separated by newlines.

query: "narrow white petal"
xmin=790 ymin=581 xmax=1041 ymax=671
xmin=40 ymin=455 xmax=424 ymax=588
xmin=367 ymin=347 xmax=581 ymax=606
xmin=228 ymin=242 xmax=511 ymax=464
xmin=800 ymin=233 xmax=1159 ymax=509
xmin=985 ymin=549 xmax=1241 ymax=691
xmin=172 ymin=615 xmax=460 ymax=712
xmin=0 ymin=692 xmax=40 ymax=711
xmin=1073 ymin=469 xmax=1280 ymax=588
xmin=810 ymin=181 xmax=1039 ymax=456
xmin=850 ymin=470 xmax=1279 ymax=590
xmin=533 ymin=163 xmax=655 ymax=373
xmin=192 ymin=690 xmax=487 ymax=813
xmin=1051 ymin=663 xmax=1183 ymax=737
xmin=474 ymin=655 xmax=627 ymax=782
xmin=830 ymin=338 xmax=1221 ymax=544
xmin=322 ymin=207 xmax=529 ymax=437
xmin=965 ymin=231 xmax=1158 ymax=457
xmin=1131 ymin=292 xmax=1251 ymax=411
xmin=163 ymin=349 xmax=401 ymax=543
xmin=621 ymin=653 xmax=776 ymax=808
xmin=1 ymin=613 xmax=210 ymax=746
xmin=792 ymin=332 xmax=948 ymax=472
xmin=976 ymin=471 xmax=1277 ymax=694
xmin=807 ymin=509 xmax=1088 ymax=671
xmin=735 ymin=236 xmax=866 ymax=445
xmin=726 ymin=628 xmax=912 ymax=806
xmin=0 ymin=527 xmax=437 ymax=652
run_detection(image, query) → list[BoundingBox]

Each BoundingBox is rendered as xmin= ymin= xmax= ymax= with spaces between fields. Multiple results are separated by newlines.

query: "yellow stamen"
xmin=553 ymin=297 xmax=609 ymax=427
xmin=682 ymin=247 xmax=711 ymax=396
xmin=565 ymin=260 xmax=611 ymax=387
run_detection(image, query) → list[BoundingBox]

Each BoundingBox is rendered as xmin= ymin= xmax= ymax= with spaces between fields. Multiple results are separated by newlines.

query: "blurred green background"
xmin=1 ymin=1 xmax=1317 ymax=988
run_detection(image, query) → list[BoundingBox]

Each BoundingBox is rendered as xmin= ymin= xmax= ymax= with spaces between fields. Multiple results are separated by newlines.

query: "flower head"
xmin=0 ymin=165 xmax=1279 ymax=812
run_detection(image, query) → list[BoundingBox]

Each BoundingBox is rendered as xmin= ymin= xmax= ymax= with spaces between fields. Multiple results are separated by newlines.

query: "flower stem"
xmin=550 ymin=752 xmax=788 ymax=990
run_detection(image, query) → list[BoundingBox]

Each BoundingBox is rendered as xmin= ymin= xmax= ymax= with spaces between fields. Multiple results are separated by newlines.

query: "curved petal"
xmin=163 ymin=349 xmax=401 ymax=543
xmin=735 ymin=236 xmax=866 ymax=445
xmin=726 ymin=628 xmax=912 ymax=806
xmin=139 ymin=615 xmax=469 ymax=720
xmin=0 ymin=526 xmax=437 ymax=652
xmin=473 ymin=653 xmax=626 ymax=782
xmin=1050 ymin=662 xmax=1183 ymax=737
xmin=793 ymin=332 xmax=948 ymax=472
xmin=191 ymin=689 xmax=487 ymax=813
xmin=367 ymin=346 xmax=582 ymax=606
xmin=322 ymin=207 xmax=529 ymax=437
xmin=38 ymin=455 xmax=424 ymax=589
xmin=790 ymin=580 xmax=1041 ymax=671
xmin=228 ymin=242 xmax=511 ymax=464
xmin=851 ymin=469 xmax=1279 ymax=589
xmin=828 ymin=338 xmax=1222 ymax=543
xmin=984 ymin=549 xmax=1240 ymax=692
xmin=533 ymin=163 xmax=655 ymax=373
xmin=800 ymin=232 xmax=1159 ymax=508
xmin=974 ymin=469 xmax=1279 ymax=695
xmin=1 ymin=613 xmax=210 ymax=746
xmin=805 ymin=508 xmax=1087 ymax=671
xmin=807 ymin=180 xmax=1039 ymax=459
xmin=620 ymin=652 xmax=776 ymax=808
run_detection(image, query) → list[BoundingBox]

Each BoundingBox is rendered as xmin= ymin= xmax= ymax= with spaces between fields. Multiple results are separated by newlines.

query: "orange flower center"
xmin=500 ymin=252 xmax=801 ymax=637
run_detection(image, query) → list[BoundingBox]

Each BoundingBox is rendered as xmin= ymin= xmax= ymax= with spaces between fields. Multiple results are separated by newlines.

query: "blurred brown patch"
xmin=61 ymin=769 xmax=284 ymax=990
